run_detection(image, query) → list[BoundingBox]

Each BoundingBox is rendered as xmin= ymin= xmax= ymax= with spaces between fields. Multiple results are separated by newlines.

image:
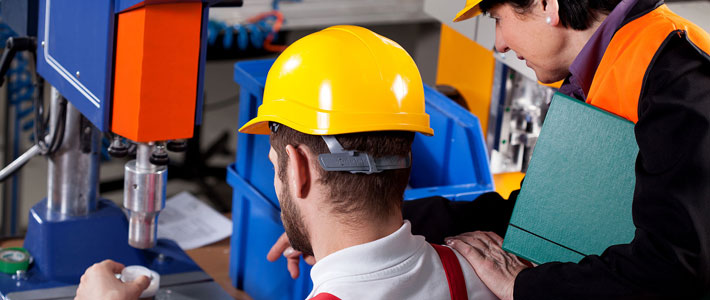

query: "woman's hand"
xmin=75 ymin=260 xmax=150 ymax=300
xmin=446 ymin=231 xmax=530 ymax=300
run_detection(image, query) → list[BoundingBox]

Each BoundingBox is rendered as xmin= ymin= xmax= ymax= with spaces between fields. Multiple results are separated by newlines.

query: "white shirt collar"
xmin=309 ymin=220 xmax=426 ymax=286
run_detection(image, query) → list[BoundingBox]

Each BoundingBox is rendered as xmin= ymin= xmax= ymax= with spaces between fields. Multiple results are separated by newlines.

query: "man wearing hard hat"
xmin=75 ymin=25 xmax=499 ymax=300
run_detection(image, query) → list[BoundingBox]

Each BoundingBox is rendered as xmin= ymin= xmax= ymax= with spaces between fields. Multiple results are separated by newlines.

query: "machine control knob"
xmin=149 ymin=145 xmax=169 ymax=166
xmin=167 ymin=139 xmax=188 ymax=152
xmin=108 ymin=138 xmax=128 ymax=158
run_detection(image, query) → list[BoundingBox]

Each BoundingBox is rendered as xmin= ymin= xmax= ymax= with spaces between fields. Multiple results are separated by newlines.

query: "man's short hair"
xmin=270 ymin=124 xmax=415 ymax=221
xmin=480 ymin=0 xmax=622 ymax=30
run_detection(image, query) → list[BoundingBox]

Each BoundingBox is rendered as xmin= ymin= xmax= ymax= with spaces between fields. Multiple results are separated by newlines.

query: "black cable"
xmin=0 ymin=38 xmax=18 ymax=88
xmin=32 ymin=49 xmax=50 ymax=154
xmin=46 ymin=98 xmax=66 ymax=154
xmin=25 ymin=37 xmax=66 ymax=156
xmin=0 ymin=37 xmax=34 ymax=87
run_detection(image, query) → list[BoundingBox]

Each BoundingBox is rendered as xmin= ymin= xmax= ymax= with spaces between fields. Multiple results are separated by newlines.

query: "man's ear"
xmin=285 ymin=144 xmax=311 ymax=199
xmin=542 ymin=0 xmax=560 ymax=26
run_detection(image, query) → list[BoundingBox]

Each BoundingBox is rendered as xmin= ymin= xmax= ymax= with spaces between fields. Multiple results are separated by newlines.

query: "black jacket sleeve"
xmin=402 ymin=191 xmax=518 ymax=244
xmin=514 ymin=33 xmax=710 ymax=299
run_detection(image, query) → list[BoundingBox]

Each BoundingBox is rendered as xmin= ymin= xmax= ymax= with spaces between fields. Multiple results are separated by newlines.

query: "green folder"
xmin=502 ymin=92 xmax=638 ymax=264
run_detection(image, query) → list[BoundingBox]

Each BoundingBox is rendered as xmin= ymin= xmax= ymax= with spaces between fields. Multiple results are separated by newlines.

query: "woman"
xmin=436 ymin=0 xmax=710 ymax=299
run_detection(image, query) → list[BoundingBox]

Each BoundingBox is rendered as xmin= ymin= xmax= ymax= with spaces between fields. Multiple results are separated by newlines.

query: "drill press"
xmin=0 ymin=0 xmax=239 ymax=298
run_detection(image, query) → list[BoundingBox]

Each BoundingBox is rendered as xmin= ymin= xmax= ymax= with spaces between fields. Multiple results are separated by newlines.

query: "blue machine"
xmin=0 ymin=1 xmax=235 ymax=299
xmin=35 ymin=0 xmax=222 ymax=132
xmin=229 ymin=59 xmax=495 ymax=300
xmin=36 ymin=0 xmax=117 ymax=131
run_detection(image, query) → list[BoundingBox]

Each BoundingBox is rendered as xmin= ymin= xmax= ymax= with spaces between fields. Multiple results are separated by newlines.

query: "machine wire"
xmin=0 ymin=37 xmax=66 ymax=182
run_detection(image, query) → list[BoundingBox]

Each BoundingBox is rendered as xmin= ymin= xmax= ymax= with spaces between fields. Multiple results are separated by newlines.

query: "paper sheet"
xmin=157 ymin=191 xmax=232 ymax=250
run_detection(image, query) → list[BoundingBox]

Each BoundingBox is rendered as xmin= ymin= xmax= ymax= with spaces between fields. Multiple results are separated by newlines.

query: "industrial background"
xmin=0 ymin=0 xmax=708 ymax=299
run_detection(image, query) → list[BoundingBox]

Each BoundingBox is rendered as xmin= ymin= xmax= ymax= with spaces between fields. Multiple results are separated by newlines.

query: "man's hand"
xmin=267 ymin=232 xmax=315 ymax=279
xmin=75 ymin=260 xmax=150 ymax=300
xmin=446 ymin=231 xmax=530 ymax=300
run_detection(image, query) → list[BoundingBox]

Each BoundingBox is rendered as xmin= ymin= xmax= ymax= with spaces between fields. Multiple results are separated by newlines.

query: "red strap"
xmin=431 ymin=244 xmax=469 ymax=300
xmin=309 ymin=293 xmax=342 ymax=300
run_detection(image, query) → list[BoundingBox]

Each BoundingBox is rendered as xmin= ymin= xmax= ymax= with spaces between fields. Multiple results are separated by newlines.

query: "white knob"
xmin=120 ymin=265 xmax=160 ymax=298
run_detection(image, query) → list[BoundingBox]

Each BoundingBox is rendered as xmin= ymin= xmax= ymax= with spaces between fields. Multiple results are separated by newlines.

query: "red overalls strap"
xmin=309 ymin=245 xmax=468 ymax=300
xmin=432 ymin=243 xmax=469 ymax=300
xmin=309 ymin=292 xmax=341 ymax=300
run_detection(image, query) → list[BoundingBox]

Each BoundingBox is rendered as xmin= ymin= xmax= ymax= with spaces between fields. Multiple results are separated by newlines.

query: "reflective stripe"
xmin=588 ymin=4 xmax=710 ymax=123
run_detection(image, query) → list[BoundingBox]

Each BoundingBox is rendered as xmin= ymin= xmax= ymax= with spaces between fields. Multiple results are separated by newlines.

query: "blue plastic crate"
xmin=227 ymin=164 xmax=313 ymax=300
xmin=408 ymin=86 xmax=495 ymax=200
xmin=230 ymin=58 xmax=494 ymax=300
xmin=234 ymin=59 xmax=279 ymax=208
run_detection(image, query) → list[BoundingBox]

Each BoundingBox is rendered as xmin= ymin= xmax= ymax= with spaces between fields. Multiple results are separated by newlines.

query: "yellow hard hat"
xmin=453 ymin=0 xmax=483 ymax=22
xmin=238 ymin=25 xmax=434 ymax=136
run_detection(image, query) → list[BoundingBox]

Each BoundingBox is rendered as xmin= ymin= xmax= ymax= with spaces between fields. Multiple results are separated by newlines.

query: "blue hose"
xmin=209 ymin=18 xmax=274 ymax=51
xmin=206 ymin=0 xmax=298 ymax=52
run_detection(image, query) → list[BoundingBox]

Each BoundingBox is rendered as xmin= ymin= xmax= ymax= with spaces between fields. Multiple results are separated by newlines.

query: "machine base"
xmin=3 ymin=271 xmax=233 ymax=300
xmin=0 ymin=199 xmax=230 ymax=299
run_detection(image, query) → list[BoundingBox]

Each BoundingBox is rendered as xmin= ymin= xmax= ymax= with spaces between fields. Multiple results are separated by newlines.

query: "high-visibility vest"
xmin=587 ymin=4 xmax=710 ymax=123
xmin=309 ymin=244 xmax=469 ymax=300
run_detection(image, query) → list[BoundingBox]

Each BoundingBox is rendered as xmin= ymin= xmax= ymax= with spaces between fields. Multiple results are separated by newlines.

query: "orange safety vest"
xmin=587 ymin=4 xmax=710 ymax=123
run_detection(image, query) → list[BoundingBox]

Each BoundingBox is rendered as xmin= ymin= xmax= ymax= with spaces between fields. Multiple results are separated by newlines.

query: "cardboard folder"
xmin=502 ymin=92 xmax=638 ymax=264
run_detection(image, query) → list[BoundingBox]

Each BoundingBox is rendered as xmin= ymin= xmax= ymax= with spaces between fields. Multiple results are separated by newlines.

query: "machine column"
xmin=47 ymin=87 xmax=100 ymax=217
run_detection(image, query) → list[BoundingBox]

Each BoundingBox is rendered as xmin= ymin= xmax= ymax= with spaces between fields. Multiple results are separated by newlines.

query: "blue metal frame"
xmin=194 ymin=3 xmax=210 ymax=125
xmin=36 ymin=0 xmax=215 ymax=132
xmin=36 ymin=0 xmax=116 ymax=132
xmin=115 ymin=0 xmax=223 ymax=12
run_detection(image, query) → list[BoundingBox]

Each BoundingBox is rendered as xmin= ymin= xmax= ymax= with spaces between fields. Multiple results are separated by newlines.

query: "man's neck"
xmin=309 ymin=209 xmax=404 ymax=262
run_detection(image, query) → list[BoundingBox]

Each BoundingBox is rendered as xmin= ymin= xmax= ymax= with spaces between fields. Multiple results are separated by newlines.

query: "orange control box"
xmin=112 ymin=2 xmax=203 ymax=142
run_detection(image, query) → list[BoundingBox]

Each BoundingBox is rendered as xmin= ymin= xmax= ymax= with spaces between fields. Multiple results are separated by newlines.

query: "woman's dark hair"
xmin=480 ymin=0 xmax=622 ymax=30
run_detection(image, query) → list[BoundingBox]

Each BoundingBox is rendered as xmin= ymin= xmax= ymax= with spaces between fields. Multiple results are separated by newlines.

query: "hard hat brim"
xmin=238 ymin=118 xmax=271 ymax=135
xmin=453 ymin=0 xmax=483 ymax=22
xmin=238 ymin=101 xmax=435 ymax=137
xmin=239 ymin=116 xmax=435 ymax=136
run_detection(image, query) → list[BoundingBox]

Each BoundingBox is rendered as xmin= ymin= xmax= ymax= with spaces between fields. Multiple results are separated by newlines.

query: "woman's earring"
xmin=546 ymin=16 xmax=552 ymax=24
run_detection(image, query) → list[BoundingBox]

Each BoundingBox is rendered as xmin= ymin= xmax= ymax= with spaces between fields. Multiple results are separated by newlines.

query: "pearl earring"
xmin=546 ymin=16 xmax=552 ymax=24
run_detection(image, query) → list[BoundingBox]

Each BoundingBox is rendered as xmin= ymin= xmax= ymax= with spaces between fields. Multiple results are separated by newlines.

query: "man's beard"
xmin=279 ymin=185 xmax=314 ymax=257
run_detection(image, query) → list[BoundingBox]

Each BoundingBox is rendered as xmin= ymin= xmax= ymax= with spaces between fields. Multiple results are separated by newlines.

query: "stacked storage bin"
xmin=229 ymin=59 xmax=494 ymax=300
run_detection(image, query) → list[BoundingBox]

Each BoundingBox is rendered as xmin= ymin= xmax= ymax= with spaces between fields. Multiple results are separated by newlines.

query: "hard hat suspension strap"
xmin=318 ymin=135 xmax=411 ymax=175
